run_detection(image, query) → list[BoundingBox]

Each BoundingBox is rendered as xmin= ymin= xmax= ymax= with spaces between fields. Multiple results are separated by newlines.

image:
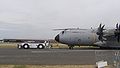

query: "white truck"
xmin=17 ymin=41 xmax=51 ymax=49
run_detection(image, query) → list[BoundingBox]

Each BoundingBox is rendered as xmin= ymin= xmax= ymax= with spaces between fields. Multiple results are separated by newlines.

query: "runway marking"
xmin=31 ymin=50 xmax=115 ymax=53
xmin=31 ymin=50 xmax=88 ymax=53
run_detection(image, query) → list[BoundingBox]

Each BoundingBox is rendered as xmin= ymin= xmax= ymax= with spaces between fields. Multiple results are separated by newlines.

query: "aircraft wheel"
xmin=100 ymin=47 xmax=105 ymax=49
xmin=23 ymin=44 xmax=29 ymax=49
xmin=69 ymin=46 xmax=74 ymax=49
xmin=69 ymin=47 xmax=72 ymax=49
xmin=100 ymin=47 xmax=110 ymax=49
xmin=38 ymin=44 xmax=44 ymax=49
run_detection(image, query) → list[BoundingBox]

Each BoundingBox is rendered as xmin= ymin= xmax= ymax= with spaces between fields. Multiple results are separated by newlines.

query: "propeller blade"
xmin=114 ymin=23 xmax=120 ymax=42
xmin=116 ymin=23 xmax=118 ymax=29
xmin=102 ymin=25 xmax=105 ymax=29
xmin=99 ymin=24 xmax=102 ymax=28
xmin=97 ymin=24 xmax=105 ymax=41
xmin=119 ymin=24 xmax=120 ymax=30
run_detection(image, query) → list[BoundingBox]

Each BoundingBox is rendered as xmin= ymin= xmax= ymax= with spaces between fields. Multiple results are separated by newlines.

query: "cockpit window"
xmin=62 ymin=31 xmax=65 ymax=34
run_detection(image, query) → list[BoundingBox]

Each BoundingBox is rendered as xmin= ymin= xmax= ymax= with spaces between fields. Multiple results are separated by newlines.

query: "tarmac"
xmin=0 ymin=48 xmax=119 ymax=65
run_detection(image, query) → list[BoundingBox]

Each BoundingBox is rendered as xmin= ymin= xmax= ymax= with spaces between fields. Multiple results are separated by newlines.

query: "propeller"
xmin=114 ymin=23 xmax=120 ymax=42
xmin=97 ymin=24 xmax=105 ymax=41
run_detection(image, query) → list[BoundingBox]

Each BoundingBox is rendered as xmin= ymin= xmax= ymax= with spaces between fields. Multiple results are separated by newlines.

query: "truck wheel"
xmin=17 ymin=45 xmax=22 ymax=49
xmin=23 ymin=44 xmax=29 ymax=49
xmin=38 ymin=44 xmax=44 ymax=49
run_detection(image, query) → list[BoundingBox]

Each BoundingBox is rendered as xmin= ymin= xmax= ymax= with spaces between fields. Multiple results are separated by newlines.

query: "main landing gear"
xmin=68 ymin=45 xmax=74 ymax=49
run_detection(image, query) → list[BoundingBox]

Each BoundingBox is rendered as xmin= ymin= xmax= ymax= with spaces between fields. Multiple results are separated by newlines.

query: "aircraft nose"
xmin=55 ymin=34 xmax=59 ymax=42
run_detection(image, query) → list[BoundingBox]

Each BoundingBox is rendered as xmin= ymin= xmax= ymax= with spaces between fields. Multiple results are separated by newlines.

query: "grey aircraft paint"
xmin=55 ymin=24 xmax=120 ymax=49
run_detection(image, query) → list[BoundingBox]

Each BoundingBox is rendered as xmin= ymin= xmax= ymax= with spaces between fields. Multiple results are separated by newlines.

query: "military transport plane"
xmin=55 ymin=24 xmax=120 ymax=49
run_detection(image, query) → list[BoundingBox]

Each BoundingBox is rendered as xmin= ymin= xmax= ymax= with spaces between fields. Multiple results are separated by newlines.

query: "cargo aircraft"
xmin=55 ymin=24 xmax=120 ymax=49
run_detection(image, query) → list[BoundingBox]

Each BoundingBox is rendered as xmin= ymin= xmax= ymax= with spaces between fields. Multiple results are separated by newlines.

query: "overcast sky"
xmin=0 ymin=0 xmax=120 ymax=39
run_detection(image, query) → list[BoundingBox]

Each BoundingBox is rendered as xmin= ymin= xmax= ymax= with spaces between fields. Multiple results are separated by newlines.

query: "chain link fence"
xmin=95 ymin=50 xmax=120 ymax=68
